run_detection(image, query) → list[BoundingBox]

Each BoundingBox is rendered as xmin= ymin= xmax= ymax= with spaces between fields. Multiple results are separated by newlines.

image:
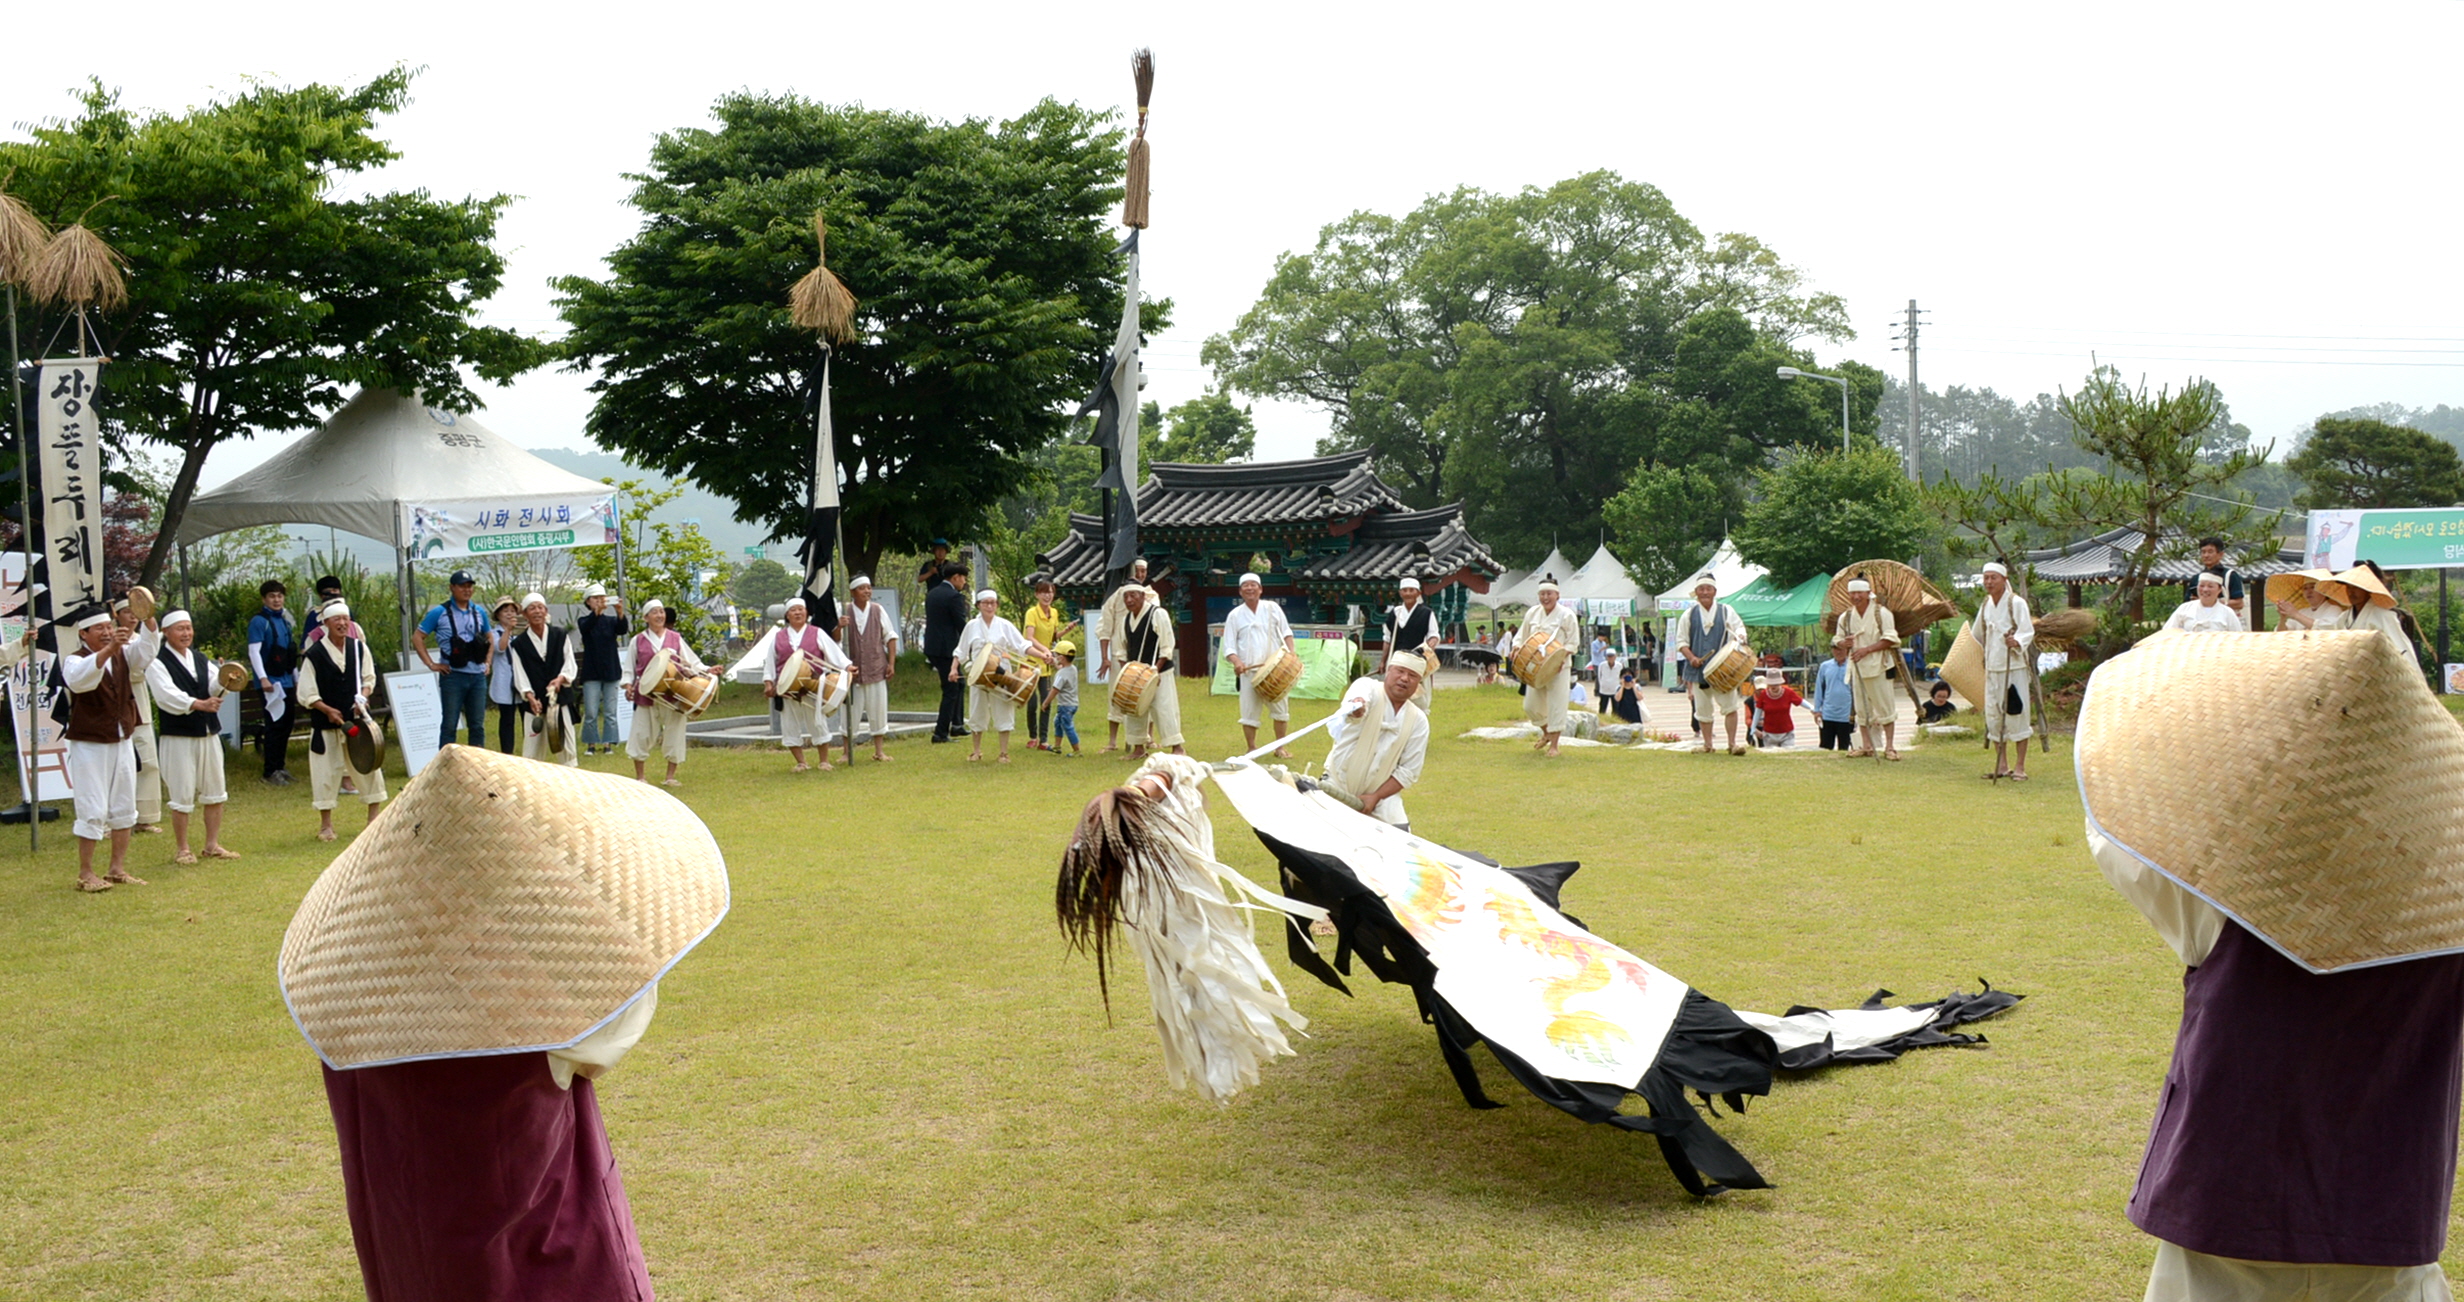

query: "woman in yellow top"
xmin=1022 ymin=577 xmax=1074 ymax=752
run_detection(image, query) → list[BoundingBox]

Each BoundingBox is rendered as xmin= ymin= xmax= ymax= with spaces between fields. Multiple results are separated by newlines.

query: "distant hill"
xmin=524 ymin=448 xmax=781 ymax=559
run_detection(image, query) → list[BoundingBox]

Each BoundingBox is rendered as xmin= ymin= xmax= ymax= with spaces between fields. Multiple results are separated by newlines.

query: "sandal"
xmin=1729 ymin=745 xmax=1747 ymax=756
xmin=1883 ymin=750 xmax=1903 ymax=762
xmin=103 ymin=870 xmax=148 ymax=886
xmin=2008 ymin=770 xmax=2030 ymax=781
xmin=662 ymin=778 xmax=682 ymax=788
xmin=317 ymin=827 xmax=337 ymax=843
xmin=174 ymin=850 xmax=200 ymax=866
xmin=203 ymin=846 xmax=243 ymax=860
xmin=77 ymin=877 xmax=112 ymax=893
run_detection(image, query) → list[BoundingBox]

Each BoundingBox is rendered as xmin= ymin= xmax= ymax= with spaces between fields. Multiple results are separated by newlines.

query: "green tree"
xmin=2287 ymin=416 xmax=2464 ymax=509
xmin=1734 ymin=446 xmax=1936 ymax=586
xmin=571 ymin=479 xmax=730 ymax=652
xmin=731 ymin=558 xmax=798 ymax=610
xmin=2042 ymin=367 xmax=2280 ymax=620
xmin=0 ymin=72 xmax=548 ymax=586
xmin=555 ymin=94 xmax=1153 ymax=584
xmin=1205 ymin=171 xmax=1855 ymax=564
xmin=1601 ymin=464 xmax=1736 ymax=593
xmin=1153 ymin=391 xmax=1256 ymax=464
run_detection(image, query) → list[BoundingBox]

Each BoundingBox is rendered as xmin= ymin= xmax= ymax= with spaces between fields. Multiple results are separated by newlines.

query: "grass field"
xmin=0 ymin=680 xmax=2441 ymax=1300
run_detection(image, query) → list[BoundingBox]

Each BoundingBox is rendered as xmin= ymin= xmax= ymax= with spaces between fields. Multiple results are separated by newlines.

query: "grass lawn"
xmin=0 ymin=680 xmax=2446 ymax=1300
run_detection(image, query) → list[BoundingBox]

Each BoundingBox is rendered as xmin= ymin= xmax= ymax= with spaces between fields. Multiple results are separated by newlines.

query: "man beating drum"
xmin=1221 ymin=572 xmax=1296 ymax=758
xmin=1112 ymin=585 xmax=1184 ymax=759
xmin=1512 ymin=578 xmax=1583 ymax=758
xmin=1676 ymin=578 xmax=1749 ymax=755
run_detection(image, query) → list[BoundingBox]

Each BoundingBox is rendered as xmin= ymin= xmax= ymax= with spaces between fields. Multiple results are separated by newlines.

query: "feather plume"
xmin=1055 ymin=787 xmax=1166 ymax=1019
xmin=1132 ymin=47 xmax=1155 ymax=110
xmin=787 ymin=210 xmax=858 ymax=343
xmin=27 ymin=222 xmax=128 ymax=311
xmin=0 ymin=177 xmax=50 ymax=288
xmin=1123 ymin=49 xmax=1155 ymax=229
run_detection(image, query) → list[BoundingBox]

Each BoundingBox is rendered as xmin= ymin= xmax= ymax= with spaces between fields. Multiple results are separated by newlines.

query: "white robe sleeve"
xmin=547 ymin=986 xmax=657 ymax=1090
xmin=62 ymin=649 xmax=107 ymax=693
xmin=2089 ymin=821 xmax=2223 ymax=966
xmin=146 ymin=656 xmax=205 ymax=716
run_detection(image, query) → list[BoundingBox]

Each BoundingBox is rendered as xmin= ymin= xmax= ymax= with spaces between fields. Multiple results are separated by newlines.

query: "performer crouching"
xmin=1514 ymin=579 xmax=1581 ymax=758
xmin=842 ymin=576 xmax=899 ymax=763
xmin=1318 ymin=650 xmax=1430 ymax=830
xmin=1975 ymin=561 xmax=2035 ymax=781
xmin=145 ymin=610 xmax=239 ymax=865
xmin=951 ymin=589 xmax=1055 ymax=763
xmin=62 ymin=605 xmax=159 ymax=892
xmin=622 ymin=599 xmax=702 ymax=788
xmin=763 ymin=595 xmax=849 ymax=773
xmin=511 ymin=592 xmax=580 ymax=767
xmin=299 ymin=601 xmax=387 ymax=842
xmin=1832 ymin=577 xmax=1903 ymax=761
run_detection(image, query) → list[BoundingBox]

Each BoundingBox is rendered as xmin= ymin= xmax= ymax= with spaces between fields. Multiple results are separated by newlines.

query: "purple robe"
xmin=322 ymin=1054 xmax=654 ymax=1301
xmin=2130 ymin=922 xmax=2464 ymax=1266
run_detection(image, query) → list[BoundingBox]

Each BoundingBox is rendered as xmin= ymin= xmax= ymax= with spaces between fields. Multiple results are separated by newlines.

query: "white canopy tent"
xmin=179 ymin=388 xmax=618 ymax=663
xmin=1485 ymin=546 xmax=1578 ymax=609
xmin=1653 ymin=538 xmax=1768 ymax=688
xmin=1564 ymin=542 xmax=1651 ymax=612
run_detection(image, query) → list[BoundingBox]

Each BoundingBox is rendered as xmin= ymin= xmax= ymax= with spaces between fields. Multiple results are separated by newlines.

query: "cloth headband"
xmin=1981 ymin=561 xmax=2008 ymax=577
xmin=2197 ymin=571 xmax=2225 ymax=588
xmin=1536 ymin=581 xmax=1560 ymax=594
xmin=1387 ymin=650 xmax=1428 ymax=675
xmin=73 ymin=610 xmax=112 ymax=631
xmin=1398 ymin=577 xmax=1420 ymax=590
xmin=1847 ymin=579 xmax=1872 ymax=593
xmin=786 ymin=596 xmax=808 ymax=611
xmin=976 ymin=590 xmax=999 ymax=603
xmin=851 ymin=575 xmax=872 ymax=589
xmin=523 ymin=592 xmax=547 ymax=609
xmin=1239 ymin=572 xmax=1262 ymax=586
xmin=323 ymin=600 xmax=352 ymax=621
xmin=640 ymin=598 xmax=665 ymax=614
xmin=160 ymin=609 xmax=193 ymax=629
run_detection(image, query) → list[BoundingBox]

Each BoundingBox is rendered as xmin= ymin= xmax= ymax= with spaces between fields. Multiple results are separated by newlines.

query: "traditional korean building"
xmin=1037 ymin=452 xmax=1502 ymax=674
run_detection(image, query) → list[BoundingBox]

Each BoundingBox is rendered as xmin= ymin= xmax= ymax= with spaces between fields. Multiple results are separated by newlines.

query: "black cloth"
xmin=497 ymin=702 xmax=524 ymax=753
xmin=574 ymin=612 xmax=629 ymax=683
xmin=924 ymin=582 xmax=967 ymax=658
xmin=1920 ymin=699 xmax=1956 ymax=724
xmin=156 ymin=649 xmax=220 ymax=738
xmin=305 ymin=640 xmax=363 ymax=757
xmin=1387 ymin=603 xmax=1435 ymax=654
xmin=260 ymin=699 xmax=296 ymax=776
xmin=1119 ymin=607 xmax=1170 ymax=669
xmin=1818 ymin=720 xmax=1854 ymax=750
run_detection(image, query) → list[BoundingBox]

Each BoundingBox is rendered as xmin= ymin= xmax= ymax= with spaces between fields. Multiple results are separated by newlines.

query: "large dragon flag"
xmin=1058 ymin=756 xmax=2019 ymax=1197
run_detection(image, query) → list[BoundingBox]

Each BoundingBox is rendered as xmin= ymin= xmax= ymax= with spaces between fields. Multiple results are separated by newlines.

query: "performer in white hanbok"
xmin=1221 ymin=573 xmax=1296 ymax=756
xmin=840 ymin=577 xmax=900 ymax=763
xmin=2270 ymin=569 xmax=2347 ymax=632
xmin=1097 ymin=557 xmax=1152 ymax=754
xmin=621 ymin=599 xmax=704 ymax=787
xmin=1112 ymin=585 xmax=1183 ymax=757
xmin=1832 ymin=578 xmax=1903 ymax=761
xmin=1384 ymin=576 xmax=1440 ymax=714
xmin=763 ymin=596 xmax=849 ymax=773
xmin=510 ymin=593 xmax=579 ymax=768
xmin=1674 ymin=578 xmax=1748 ymax=756
xmin=1976 ymin=562 xmax=2037 ymax=780
xmin=298 ymin=601 xmax=387 ymax=841
xmin=2164 ymin=572 xmax=2244 ymax=634
xmin=1319 ymin=651 xmax=1430 ymax=829
xmin=62 ymin=605 xmax=160 ymax=891
xmin=951 ymin=590 xmax=1055 ymax=763
xmin=2332 ymin=565 xmax=2412 ymax=653
xmin=145 ymin=610 xmax=239 ymax=865
xmin=1511 ymin=579 xmax=1583 ymax=758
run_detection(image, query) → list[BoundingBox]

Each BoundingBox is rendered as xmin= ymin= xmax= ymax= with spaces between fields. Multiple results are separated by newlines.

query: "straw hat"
xmin=2077 ymin=630 xmax=2464 ymax=973
xmin=2263 ymin=568 xmax=2335 ymax=605
xmin=279 ymin=745 xmax=729 ymax=1069
xmin=2329 ymin=566 xmax=2398 ymax=609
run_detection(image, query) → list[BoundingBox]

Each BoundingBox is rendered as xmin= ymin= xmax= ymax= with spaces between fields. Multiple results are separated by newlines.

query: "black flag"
xmin=795 ymin=351 xmax=842 ymax=636
xmin=1079 ymin=230 xmax=1143 ymax=583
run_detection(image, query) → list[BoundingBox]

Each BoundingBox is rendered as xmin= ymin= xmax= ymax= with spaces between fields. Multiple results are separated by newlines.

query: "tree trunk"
xmin=139 ymin=420 xmax=217 ymax=590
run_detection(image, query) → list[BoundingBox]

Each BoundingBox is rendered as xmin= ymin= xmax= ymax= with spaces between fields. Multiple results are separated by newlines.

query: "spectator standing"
xmin=247 ymin=580 xmax=299 ymax=785
xmin=573 ymin=585 xmax=629 ymax=756
xmin=1810 ymin=643 xmax=1856 ymax=752
xmin=924 ymin=563 xmax=969 ymax=743
xmin=414 ymin=569 xmax=493 ymax=751
xmin=487 ymin=595 xmax=523 ymax=753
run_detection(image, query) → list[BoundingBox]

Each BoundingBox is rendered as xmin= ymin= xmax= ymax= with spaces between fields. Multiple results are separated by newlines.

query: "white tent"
xmin=1486 ymin=547 xmax=1578 ymax=608
xmin=1564 ymin=542 xmax=1650 ymax=611
xmin=180 ymin=388 xmax=617 ymax=657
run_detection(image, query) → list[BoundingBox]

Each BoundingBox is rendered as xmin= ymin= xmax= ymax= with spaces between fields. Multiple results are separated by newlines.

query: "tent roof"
xmin=1488 ymin=547 xmax=1577 ymax=607
xmin=1562 ymin=542 xmax=1649 ymax=605
xmin=1655 ymin=538 xmax=1767 ymax=611
xmin=178 ymin=389 xmax=611 ymax=545
xmin=1728 ymin=573 xmax=1831 ymax=626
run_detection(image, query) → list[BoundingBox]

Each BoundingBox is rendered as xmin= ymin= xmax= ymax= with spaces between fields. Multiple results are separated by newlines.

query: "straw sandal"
xmin=317 ymin=827 xmax=337 ymax=843
xmin=174 ymin=850 xmax=200 ymax=866
xmin=1729 ymin=745 xmax=1747 ymax=756
xmin=662 ymin=778 xmax=682 ymax=788
xmin=77 ymin=877 xmax=111 ymax=893
xmin=203 ymin=846 xmax=242 ymax=860
xmin=1883 ymin=750 xmax=1903 ymax=762
xmin=104 ymin=870 xmax=148 ymax=886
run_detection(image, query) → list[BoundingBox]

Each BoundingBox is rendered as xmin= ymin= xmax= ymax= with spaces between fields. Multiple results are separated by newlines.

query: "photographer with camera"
xmin=415 ymin=569 xmax=496 ymax=750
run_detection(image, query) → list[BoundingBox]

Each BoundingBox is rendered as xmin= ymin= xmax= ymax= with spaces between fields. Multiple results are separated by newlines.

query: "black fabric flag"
xmin=795 ymin=351 xmax=842 ymax=637
xmin=1079 ymin=231 xmax=1143 ymax=581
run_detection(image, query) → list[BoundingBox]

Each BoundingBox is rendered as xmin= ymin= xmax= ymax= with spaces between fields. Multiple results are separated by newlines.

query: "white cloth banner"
xmin=36 ymin=361 xmax=106 ymax=616
xmin=403 ymin=494 xmax=617 ymax=560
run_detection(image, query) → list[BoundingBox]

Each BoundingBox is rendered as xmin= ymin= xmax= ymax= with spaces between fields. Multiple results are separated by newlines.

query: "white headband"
xmin=323 ymin=601 xmax=352 ymax=621
xmin=1238 ymin=572 xmax=1262 ymax=586
xmin=1398 ymin=577 xmax=1421 ymax=591
xmin=1847 ymin=579 xmax=1872 ymax=593
xmin=1387 ymin=650 xmax=1428 ymax=675
xmin=523 ymin=592 xmax=547 ymax=609
xmin=2198 ymin=571 xmax=2225 ymax=588
xmin=641 ymin=598 xmax=665 ymax=614
xmin=160 ymin=609 xmax=193 ymax=629
xmin=976 ymin=590 xmax=999 ymax=603
xmin=74 ymin=610 xmax=112 ymax=632
xmin=851 ymin=575 xmax=872 ymax=589
xmin=785 ymin=596 xmax=807 ymax=611
xmin=1537 ymin=580 xmax=1560 ymax=594
xmin=1981 ymin=561 xmax=2008 ymax=577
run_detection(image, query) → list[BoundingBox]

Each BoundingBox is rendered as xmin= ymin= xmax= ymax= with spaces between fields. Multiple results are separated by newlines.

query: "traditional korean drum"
xmin=639 ymin=650 xmax=721 ymax=717
xmin=970 ymin=644 xmax=1039 ymax=705
xmin=1253 ymin=647 xmax=1304 ymax=703
xmin=1699 ymin=642 xmax=1756 ymax=695
xmin=1510 ymin=629 xmax=1570 ymax=688
xmin=777 ymin=650 xmax=821 ymax=700
xmin=816 ymin=667 xmax=853 ymax=714
xmin=1111 ymin=660 xmax=1161 ymax=716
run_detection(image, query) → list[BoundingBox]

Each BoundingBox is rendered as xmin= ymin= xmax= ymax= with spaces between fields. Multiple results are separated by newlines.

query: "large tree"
xmin=0 ymin=72 xmax=547 ymax=586
xmin=1734 ymin=445 xmax=1936 ymax=586
xmin=1204 ymin=171 xmax=1858 ymax=565
xmin=556 ymin=95 xmax=1145 ymax=582
xmin=2288 ymin=416 xmax=2464 ymax=509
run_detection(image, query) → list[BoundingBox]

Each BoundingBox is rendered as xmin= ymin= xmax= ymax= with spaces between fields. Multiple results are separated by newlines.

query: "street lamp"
xmin=1777 ymin=366 xmax=1851 ymax=454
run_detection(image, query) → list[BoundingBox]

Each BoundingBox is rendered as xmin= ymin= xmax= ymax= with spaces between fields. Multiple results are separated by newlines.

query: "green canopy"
xmin=1727 ymin=573 xmax=1830 ymax=626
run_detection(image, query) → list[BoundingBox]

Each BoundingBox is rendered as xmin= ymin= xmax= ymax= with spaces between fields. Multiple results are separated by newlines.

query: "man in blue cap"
xmin=414 ymin=569 xmax=494 ymax=750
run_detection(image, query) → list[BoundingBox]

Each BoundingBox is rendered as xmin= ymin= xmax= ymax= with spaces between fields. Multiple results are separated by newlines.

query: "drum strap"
xmin=1328 ymin=687 xmax=1409 ymax=804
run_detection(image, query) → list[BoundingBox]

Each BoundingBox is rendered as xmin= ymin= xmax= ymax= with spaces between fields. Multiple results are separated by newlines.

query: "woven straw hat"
xmin=279 ymin=744 xmax=729 ymax=1069
xmin=2078 ymin=630 xmax=2464 ymax=973
xmin=2329 ymin=566 xmax=2398 ymax=609
xmin=2264 ymin=568 xmax=2335 ymax=605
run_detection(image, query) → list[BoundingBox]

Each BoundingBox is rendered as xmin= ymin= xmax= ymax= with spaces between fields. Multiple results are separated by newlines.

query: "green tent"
xmin=1727 ymin=573 xmax=1830 ymax=626
xmin=1210 ymin=635 xmax=1358 ymax=700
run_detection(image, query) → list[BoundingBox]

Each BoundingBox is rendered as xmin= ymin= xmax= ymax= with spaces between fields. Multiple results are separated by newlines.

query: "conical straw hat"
xmin=279 ymin=744 xmax=729 ymax=1068
xmin=2329 ymin=566 xmax=2398 ymax=609
xmin=2263 ymin=568 xmax=2335 ymax=605
xmin=2078 ymin=630 xmax=2464 ymax=973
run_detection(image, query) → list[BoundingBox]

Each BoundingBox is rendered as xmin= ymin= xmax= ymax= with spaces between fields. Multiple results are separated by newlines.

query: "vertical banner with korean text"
xmin=36 ymin=361 xmax=107 ymax=617
xmin=2 ymin=555 xmax=69 ymax=803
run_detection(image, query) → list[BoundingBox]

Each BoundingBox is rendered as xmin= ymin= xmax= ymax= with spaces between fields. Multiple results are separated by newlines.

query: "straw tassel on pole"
xmin=1122 ymin=48 xmax=1154 ymax=230
xmin=787 ymin=211 xmax=858 ymax=345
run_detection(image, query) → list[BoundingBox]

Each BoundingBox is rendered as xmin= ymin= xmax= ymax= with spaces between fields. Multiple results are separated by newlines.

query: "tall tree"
xmin=1152 ymin=391 xmax=1256 ymax=464
xmin=1734 ymin=445 xmax=1936 ymax=586
xmin=1204 ymin=172 xmax=1854 ymax=565
xmin=0 ymin=73 xmax=547 ymax=586
xmin=1600 ymin=464 xmax=1736 ymax=593
xmin=556 ymin=95 xmax=1150 ymax=583
xmin=2287 ymin=416 xmax=2464 ymax=509
xmin=2042 ymin=367 xmax=2280 ymax=619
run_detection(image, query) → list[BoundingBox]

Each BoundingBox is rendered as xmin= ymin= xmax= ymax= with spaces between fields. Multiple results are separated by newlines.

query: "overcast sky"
xmin=8 ymin=0 xmax=2459 ymax=504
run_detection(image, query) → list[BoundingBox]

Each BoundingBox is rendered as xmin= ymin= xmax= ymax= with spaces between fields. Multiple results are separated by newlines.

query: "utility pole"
xmin=1890 ymin=299 xmax=1927 ymax=481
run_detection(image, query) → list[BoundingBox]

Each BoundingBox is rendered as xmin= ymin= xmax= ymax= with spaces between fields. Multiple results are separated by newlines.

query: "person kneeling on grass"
xmin=1748 ymin=671 xmax=1802 ymax=748
xmin=1920 ymin=681 xmax=1957 ymax=725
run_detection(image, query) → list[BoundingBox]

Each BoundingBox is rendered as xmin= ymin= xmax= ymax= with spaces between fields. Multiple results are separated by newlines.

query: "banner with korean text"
xmin=36 ymin=361 xmax=107 ymax=616
xmin=2306 ymin=508 xmax=2464 ymax=572
xmin=402 ymin=495 xmax=618 ymax=559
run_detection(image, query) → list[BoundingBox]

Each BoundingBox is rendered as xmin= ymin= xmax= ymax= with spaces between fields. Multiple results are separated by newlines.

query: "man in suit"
xmin=924 ymin=563 xmax=970 ymax=743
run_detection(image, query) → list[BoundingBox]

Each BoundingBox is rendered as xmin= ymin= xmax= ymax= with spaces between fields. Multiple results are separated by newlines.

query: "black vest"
xmin=1121 ymin=607 xmax=1168 ymax=667
xmin=156 ymin=648 xmax=220 ymax=738
xmin=1388 ymin=603 xmax=1434 ymax=651
xmin=308 ymin=639 xmax=361 ymax=732
xmin=512 ymin=627 xmax=576 ymax=713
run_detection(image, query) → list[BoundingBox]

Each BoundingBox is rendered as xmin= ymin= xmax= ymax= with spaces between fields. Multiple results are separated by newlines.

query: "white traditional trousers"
xmin=309 ymin=737 xmax=387 ymax=811
xmin=849 ymin=680 xmax=892 ymax=741
xmin=1236 ymin=670 xmax=1290 ymax=728
xmin=968 ymin=684 xmax=1019 ymax=734
xmin=1984 ymin=667 xmax=2033 ymax=743
xmin=1690 ymin=683 xmax=1742 ymax=724
xmin=67 ymin=738 xmax=136 ymax=841
xmin=628 ymin=705 xmax=689 ymax=765
xmin=779 ymin=693 xmax=828 ymax=748
xmin=1128 ymin=671 xmax=1184 ymax=749
xmin=1850 ymin=669 xmax=1897 ymax=727
xmin=1524 ymin=667 xmax=1571 ymax=735
xmin=519 ymin=710 xmax=580 ymax=767
xmin=157 ymin=734 xmax=228 ymax=812
xmin=2145 ymin=1241 xmax=2451 ymax=1302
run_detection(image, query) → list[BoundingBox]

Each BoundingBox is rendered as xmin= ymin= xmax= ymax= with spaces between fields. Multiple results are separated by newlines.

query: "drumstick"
xmin=1227 ymin=708 xmax=1342 ymax=765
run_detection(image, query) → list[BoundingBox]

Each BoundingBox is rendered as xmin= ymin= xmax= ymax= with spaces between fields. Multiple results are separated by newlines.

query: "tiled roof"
xmin=1137 ymin=451 xmax=1400 ymax=532
xmin=1036 ymin=513 xmax=1109 ymax=589
xmin=2022 ymin=527 xmax=2304 ymax=583
xmin=1292 ymin=504 xmax=1500 ymax=590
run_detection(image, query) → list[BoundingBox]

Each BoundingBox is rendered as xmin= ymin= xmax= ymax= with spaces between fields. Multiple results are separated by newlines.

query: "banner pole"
xmin=7 ymin=287 xmax=32 ymax=852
